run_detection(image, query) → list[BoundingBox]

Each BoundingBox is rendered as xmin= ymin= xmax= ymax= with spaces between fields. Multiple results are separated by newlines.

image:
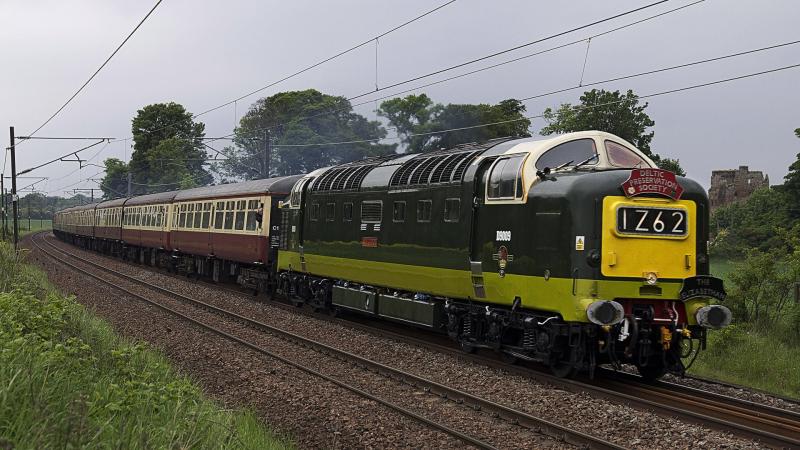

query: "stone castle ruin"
xmin=708 ymin=166 xmax=769 ymax=210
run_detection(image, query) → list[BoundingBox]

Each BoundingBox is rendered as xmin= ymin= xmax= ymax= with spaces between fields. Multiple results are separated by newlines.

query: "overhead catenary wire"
xmin=265 ymin=61 xmax=800 ymax=148
xmin=345 ymin=0 xmax=671 ymax=102
xmin=18 ymin=140 xmax=108 ymax=175
xmin=226 ymin=0 xmax=706 ymax=141
xmin=519 ymin=38 xmax=800 ymax=102
xmin=119 ymin=0 xmax=458 ymax=143
xmin=19 ymin=0 xmax=164 ymax=144
xmin=226 ymin=32 xmax=795 ymax=146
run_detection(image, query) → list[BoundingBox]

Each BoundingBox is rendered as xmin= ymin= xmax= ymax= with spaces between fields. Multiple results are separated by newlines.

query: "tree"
xmin=218 ymin=89 xmax=396 ymax=180
xmin=710 ymin=188 xmax=790 ymax=257
xmin=726 ymin=247 xmax=799 ymax=328
xmin=98 ymin=158 xmax=129 ymax=199
xmin=539 ymin=89 xmax=685 ymax=176
xmin=783 ymin=128 xmax=800 ymax=218
xmin=379 ymin=95 xmax=531 ymax=153
xmin=125 ymin=102 xmax=211 ymax=194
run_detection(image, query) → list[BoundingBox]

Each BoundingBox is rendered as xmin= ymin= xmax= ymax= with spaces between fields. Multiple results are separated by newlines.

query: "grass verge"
xmin=692 ymin=257 xmax=800 ymax=399
xmin=689 ymin=325 xmax=800 ymax=399
xmin=0 ymin=242 xmax=291 ymax=449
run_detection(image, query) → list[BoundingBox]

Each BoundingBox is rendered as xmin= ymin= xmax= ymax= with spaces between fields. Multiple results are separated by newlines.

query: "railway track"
xmin=37 ymin=233 xmax=800 ymax=448
xmin=33 ymin=232 xmax=624 ymax=450
xmin=160 ymin=253 xmax=800 ymax=448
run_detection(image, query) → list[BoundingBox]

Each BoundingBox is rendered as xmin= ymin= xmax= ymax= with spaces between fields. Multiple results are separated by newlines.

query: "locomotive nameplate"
xmin=615 ymin=206 xmax=687 ymax=238
xmin=621 ymin=169 xmax=684 ymax=200
xmin=679 ymin=276 xmax=726 ymax=301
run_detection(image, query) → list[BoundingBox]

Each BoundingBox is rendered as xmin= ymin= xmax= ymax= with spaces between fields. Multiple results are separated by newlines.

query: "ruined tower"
xmin=708 ymin=166 xmax=769 ymax=211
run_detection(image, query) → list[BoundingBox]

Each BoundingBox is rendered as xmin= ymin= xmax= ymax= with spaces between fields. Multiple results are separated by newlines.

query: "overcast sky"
xmin=1 ymin=0 xmax=798 ymax=196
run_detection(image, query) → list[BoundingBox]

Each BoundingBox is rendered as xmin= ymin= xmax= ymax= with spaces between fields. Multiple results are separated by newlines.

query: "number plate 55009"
xmin=616 ymin=207 xmax=687 ymax=237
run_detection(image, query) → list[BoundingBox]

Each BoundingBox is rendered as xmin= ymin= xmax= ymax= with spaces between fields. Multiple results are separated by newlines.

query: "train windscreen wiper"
xmin=572 ymin=154 xmax=599 ymax=171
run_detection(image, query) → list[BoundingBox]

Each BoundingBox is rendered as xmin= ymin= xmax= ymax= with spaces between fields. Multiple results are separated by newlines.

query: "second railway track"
xmin=33 ymin=231 xmax=625 ymax=450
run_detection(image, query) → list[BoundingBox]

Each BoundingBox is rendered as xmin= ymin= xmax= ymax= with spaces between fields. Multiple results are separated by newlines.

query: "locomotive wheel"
xmin=459 ymin=339 xmax=476 ymax=354
xmin=636 ymin=360 xmax=667 ymax=381
xmin=501 ymin=352 xmax=519 ymax=365
xmin=549 ymin=360 xmax=576 ymax=378
xmin=549 ymin=348 xmax=576 ymax=378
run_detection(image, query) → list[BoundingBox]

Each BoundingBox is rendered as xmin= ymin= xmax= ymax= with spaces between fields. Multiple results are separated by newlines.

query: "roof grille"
xmin=310 ymin=155 xmax=396 ymax=192
xmin=388 ymin=141 xmax=507 ymax=189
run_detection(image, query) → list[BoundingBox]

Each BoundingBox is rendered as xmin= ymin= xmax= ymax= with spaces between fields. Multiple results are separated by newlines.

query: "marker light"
xmin=586 ymin=300 xmax=625 ymax=326
xmin=696 ymin=305 xmax=732 ymax=329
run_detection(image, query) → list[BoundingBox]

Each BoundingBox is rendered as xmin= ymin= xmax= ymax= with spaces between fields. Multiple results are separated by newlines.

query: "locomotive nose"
xmin=695 ymin=305 xmax=732 ymax=329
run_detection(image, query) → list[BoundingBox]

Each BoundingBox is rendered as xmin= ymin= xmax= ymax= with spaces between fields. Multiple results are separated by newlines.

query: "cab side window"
xmin=605 ymin=140 xmax=647 ymax=168
xmin=488 ymin=154 xmax=525 ymax=200
xmin=535 ymin=138 xmax=597 ymax=171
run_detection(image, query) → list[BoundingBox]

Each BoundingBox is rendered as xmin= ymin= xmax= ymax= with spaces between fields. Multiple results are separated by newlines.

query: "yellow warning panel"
xmin=601 ymin=196 xmax=696 ymax=280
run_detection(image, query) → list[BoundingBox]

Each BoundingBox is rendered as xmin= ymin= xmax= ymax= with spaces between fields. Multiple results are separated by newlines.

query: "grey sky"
xmin=1 ymin=0 xmax=798 ymax=196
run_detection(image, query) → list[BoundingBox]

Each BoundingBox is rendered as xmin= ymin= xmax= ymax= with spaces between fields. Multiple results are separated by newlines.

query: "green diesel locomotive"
xmin=276 ymin=130 xmax=731 ymax=379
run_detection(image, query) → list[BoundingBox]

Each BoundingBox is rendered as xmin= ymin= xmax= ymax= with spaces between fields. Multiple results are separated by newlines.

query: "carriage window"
xmin=202 ymin=206 xmax=211 ymax=229
xmin=325 ymin=203 xmax=336 ymax=222
xmin=444 ymin=198 xmax=460 ymax=222
xmin=343 ymin=202 xmax=353 ymax=221
xmin=417 ymin=200 xmax=432 ymax=222
xmin=224 ymin=209 xmax=234 ymax=229
xmin=245 ymin=209 xmax=259 ymax=231
xmin=234 ymin=208 xmax=246 ymax=230
xmin=193 ymin=208 xmax=202 ymax=228
xmin=178 ymin=204 xmax=186 ymax=228
xmin=214 ymin=203 xmax=223 ymax=229
xmin=488 ymin=154 xmax=525 ymax=200
xmin=392 ymin=201 xmax=406 ymax=222
xmin=361 ymin=200 xmax=382 ymax=223
xmin=156 ymin=210 xmax=162 ymax=228
xmin=226 ymin=201 xmax=234 ymax=211
xmin=536 ymin=138 xmax=597 ymax=171
xmin=605 ymin=140 xmax=647 ymax=168
xmin=310 ymin=203 xmax=320 ymax=222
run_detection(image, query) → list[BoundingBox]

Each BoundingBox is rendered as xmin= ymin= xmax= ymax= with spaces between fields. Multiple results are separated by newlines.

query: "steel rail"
xmin=35 ymin=233 xmax=624 ymax=450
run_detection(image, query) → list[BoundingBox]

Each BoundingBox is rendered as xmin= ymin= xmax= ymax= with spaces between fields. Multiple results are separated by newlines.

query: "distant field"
xmin=10 ymin=219 xmax=52 ymax=236
xmin=710 ymin=257 xmax=736 ymax=283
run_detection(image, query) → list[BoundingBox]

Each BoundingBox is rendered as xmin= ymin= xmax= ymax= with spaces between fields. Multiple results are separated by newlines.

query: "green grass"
xmin=710 ymin=256 xmax=736 ymax=284
xmin=0 ymin=243 xmax=292 ymax=449
xmin=689 ymin=325 xmax=800 ymax=399
xmin=18 ymin=219 xmax=52 ymax=235
xmin=0 ymin=219 xmax=52 ymax=238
